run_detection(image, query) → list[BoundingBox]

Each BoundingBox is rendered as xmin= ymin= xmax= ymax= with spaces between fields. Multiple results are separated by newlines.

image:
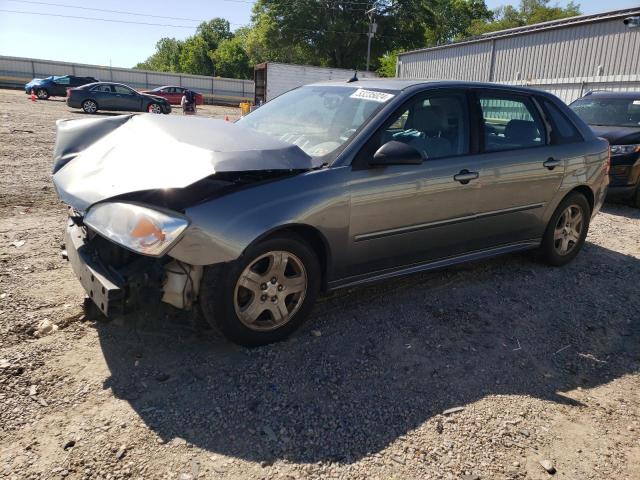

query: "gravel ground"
xmin=0 ymin=87 xmax=639 ymax=480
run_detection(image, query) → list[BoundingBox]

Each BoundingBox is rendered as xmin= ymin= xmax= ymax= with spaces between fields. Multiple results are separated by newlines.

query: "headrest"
xmin=504 ymin=119 xmax=539 ymax=142
xmin=412 ymin=106 xmax=445 ymax=134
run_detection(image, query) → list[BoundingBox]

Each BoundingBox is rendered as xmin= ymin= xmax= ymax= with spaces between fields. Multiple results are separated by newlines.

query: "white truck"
xmin=253 ymin=62 xmax=378 ymax=104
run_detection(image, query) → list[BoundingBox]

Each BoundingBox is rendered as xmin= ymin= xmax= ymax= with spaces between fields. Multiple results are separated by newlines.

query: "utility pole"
xmin=365 ymin=5 xmax=377 ymax=72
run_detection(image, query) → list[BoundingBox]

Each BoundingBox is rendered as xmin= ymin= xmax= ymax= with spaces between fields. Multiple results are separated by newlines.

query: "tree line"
xmin=135 ymin=0 xmax=580 ymax=79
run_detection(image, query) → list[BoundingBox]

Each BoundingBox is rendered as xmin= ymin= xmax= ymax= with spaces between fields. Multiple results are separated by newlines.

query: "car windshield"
xmin=236 ymin=85 xmax=395 ymax=159
xmin=570 ymin=97 xmax=640 ymax=127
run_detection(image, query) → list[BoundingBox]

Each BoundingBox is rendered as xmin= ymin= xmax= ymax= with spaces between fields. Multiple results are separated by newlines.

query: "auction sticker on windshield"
xmin=350 ymin=89 xmax=395 ymax=103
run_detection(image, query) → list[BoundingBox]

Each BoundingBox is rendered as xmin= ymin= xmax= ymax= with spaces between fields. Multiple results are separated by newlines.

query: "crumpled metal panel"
xmin=52 ymin=114 xmax=316 ymax=212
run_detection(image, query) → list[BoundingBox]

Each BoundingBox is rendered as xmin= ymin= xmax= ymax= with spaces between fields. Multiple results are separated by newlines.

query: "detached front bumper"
xmin=64 ymin=219 xmax=126 ymax=316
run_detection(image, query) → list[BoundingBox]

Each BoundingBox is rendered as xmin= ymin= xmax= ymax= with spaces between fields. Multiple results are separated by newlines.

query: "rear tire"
xmin=537 ymin=192 xmax=591 ymax=266
xmin=200 ymin=234 xmax=320 ymax=347
xmin=82 ymin=99 xmax=98 ymax=114
xmin=36 ymin=88 xmax=49 ymax=100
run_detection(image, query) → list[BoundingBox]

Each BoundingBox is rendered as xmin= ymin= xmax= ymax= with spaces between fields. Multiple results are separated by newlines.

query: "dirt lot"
xmin=0 ymin=87 xmax=639 ymax=480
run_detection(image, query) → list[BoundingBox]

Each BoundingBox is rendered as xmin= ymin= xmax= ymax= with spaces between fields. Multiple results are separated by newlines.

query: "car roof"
xmin=307 ymin=78 xmax=553 ymax=96
xmin=84 ymin=82 xmax=133 ymax=88
xmin=578 ymin=90 xmax=640 ymax=99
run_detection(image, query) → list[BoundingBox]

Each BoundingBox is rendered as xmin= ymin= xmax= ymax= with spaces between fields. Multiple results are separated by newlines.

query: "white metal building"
xmin=253 ymin=62 xmax=377 ymax=103
xmin=397 ymin=8 xmax=640 ymax=103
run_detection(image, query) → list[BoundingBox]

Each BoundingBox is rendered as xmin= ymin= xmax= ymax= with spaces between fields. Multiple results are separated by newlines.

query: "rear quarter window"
xmin=541 ymin=99 xmax=583 ymax=144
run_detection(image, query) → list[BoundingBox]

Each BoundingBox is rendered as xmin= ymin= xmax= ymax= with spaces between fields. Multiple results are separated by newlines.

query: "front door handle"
xmin=543 ymin=157 xmax=562 ymax=170
xmin=454 ymin=169 xmax=479 ymax=184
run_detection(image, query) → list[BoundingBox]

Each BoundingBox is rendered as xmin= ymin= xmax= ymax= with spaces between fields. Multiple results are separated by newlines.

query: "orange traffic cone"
xmin=30 ymin=89 xmax=36 ymax=102
xmin=224 ymin=115 xmax=229 ymax=122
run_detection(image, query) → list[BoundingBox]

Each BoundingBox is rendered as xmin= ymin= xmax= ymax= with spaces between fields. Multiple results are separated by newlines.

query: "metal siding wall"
xmin=399 ymin=42 xmax=492 ymax=80
xmin=0 ymin=55 xmax=254 ymax=103
xmin=397 ymin=14 xmax=640 ymax=103
xmin=264 ymin=62 xmax=377 ymax=101
xmin=492 ymin=19 xmax=639 ymax=82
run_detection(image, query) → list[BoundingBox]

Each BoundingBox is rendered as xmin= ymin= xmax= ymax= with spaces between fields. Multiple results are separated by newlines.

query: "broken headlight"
xmin=84 ymin=202 xmax=189 ymax=256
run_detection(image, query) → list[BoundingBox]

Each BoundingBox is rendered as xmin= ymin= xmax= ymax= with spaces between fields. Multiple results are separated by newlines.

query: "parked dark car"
xmin=53 ymin=80 xmax=609 ymax=347
xmin=67 ymin=82 xmax=171 ymax=114
xmin=25 ymin=75 xmax=98 ymax=99
xmin=570 ymin=91 xmax=640 ymax=207
xmin=140 ymin=86 xmax=204 ymax=105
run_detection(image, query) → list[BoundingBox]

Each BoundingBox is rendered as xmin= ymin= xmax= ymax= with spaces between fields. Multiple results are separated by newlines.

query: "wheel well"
xmin=571 ymin=185 xmax=594 ymax=213
xmin=262 ymin=225 xmax=330 ymax=290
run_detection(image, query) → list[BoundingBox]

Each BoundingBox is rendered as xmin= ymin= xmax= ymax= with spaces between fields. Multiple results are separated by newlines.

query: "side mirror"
xmin=369 ymin=140 xmax=424 ymax=166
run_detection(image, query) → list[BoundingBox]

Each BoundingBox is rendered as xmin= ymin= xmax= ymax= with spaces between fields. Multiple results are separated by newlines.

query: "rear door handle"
xmin=454 ymin=169 xmax=479 ymax=184
xmin=543 ymin=158 xmax=562 ymax=170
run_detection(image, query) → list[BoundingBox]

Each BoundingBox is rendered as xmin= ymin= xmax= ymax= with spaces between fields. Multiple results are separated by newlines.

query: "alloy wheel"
xmin=553 ymin=204 xmax=584 ymax=255
xmin=233 ymin=251 xmax=307 ymax=331
xmin=148 ymin=104 xmax=162 ymax=114
xmin=36 ymin=89 xmax=48 ymax=99
xmin=82 ymin=100 xmax=97 ymax=114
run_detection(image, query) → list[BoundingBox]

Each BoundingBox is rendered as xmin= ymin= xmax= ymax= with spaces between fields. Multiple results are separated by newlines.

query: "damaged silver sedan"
xmin=54 ymin=80 xmax=609 ymax=346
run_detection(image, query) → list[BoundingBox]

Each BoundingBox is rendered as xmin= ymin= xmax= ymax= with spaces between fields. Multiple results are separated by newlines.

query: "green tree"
xmin=467 ymin=0 xmax=580 ymax=36
xmin=197 ymin=18 xmax=233 ymax=50
xmin=426 ymin=0 xmax=493 ymax=45
xmin=179 ymin=35 xmax=214 ymax=75
xmin=377 ymin=50 xmax=399 ymax=77
xmin=135 ymin=37 xmax=183 ymax=72
xmin=211 ymin=30 xmax=252 ymax=79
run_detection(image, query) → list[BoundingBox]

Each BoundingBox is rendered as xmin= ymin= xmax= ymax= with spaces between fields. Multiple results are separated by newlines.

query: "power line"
xmin=1 ymin=8 xmax=398 ymax=37
xmin=6 ymin=0 xmax=202 ymax=21
xmin=0 ymin=9 xmax=199 ymax=28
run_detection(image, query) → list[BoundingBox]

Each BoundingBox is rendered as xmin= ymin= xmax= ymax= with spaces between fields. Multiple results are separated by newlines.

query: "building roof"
xmin=399 ymin=7 xmax=640 ymax=58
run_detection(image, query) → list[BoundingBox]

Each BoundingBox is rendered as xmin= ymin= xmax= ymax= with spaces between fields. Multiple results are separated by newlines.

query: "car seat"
xmin=406 ymin=106 xmax=452 ymax=158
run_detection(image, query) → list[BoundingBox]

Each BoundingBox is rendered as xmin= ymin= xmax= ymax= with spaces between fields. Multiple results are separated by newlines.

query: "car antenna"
xmin=347 ymin=71 xmax=358 ymax=83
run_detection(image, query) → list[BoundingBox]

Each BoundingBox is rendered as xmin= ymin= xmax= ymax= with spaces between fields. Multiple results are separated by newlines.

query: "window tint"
xmin=114 ymin=85 xmax=135 ymax=95
xmin=54 ymin=77 xmax=71 ymax=85
xmin=541 ymin=99 xmax=582 ymax=144
xmin=479 ymin=96 xmax=545 ymax=152
xmin=380 ymin=93 xmax=469 ymax=160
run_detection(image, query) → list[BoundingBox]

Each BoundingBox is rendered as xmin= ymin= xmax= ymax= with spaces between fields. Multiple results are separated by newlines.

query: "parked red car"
xmin=140 ymin=86 xmax=204 ymax=105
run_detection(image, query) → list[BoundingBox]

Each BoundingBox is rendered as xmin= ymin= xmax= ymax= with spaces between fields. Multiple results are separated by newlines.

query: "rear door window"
xmin=114 ymin=85 xmax=135 ymax=95
xmin=91 ymin=84 xmax=114 ymax=93
xmin=479 ymin=95 xmax=546 ymax=152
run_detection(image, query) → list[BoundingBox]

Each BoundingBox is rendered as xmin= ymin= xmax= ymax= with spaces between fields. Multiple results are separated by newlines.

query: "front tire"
xmin=537 ymin=192 xmax=591 ymax=266
xmin=36 ymin=88 xmax=49 ymax=100
xmin=148 ymin=103 xmax=162 ymax=114
xmin=200 ymin=234 xmax=321 ymax=347
xmin=82 ymin=99 xmax=98 ymax=114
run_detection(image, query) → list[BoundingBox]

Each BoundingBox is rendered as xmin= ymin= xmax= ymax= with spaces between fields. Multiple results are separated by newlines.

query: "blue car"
xmin=25 ymin=75 xmax=98 ymax=100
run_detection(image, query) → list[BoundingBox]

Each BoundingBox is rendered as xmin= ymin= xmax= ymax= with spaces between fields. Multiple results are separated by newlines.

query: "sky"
xmin=0 ymin=0 xmax=638 ymax=68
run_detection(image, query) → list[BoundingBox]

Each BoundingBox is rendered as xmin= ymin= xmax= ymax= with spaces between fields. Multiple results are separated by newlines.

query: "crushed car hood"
xmin=52 ymin=114 xmax=317 ymax=212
